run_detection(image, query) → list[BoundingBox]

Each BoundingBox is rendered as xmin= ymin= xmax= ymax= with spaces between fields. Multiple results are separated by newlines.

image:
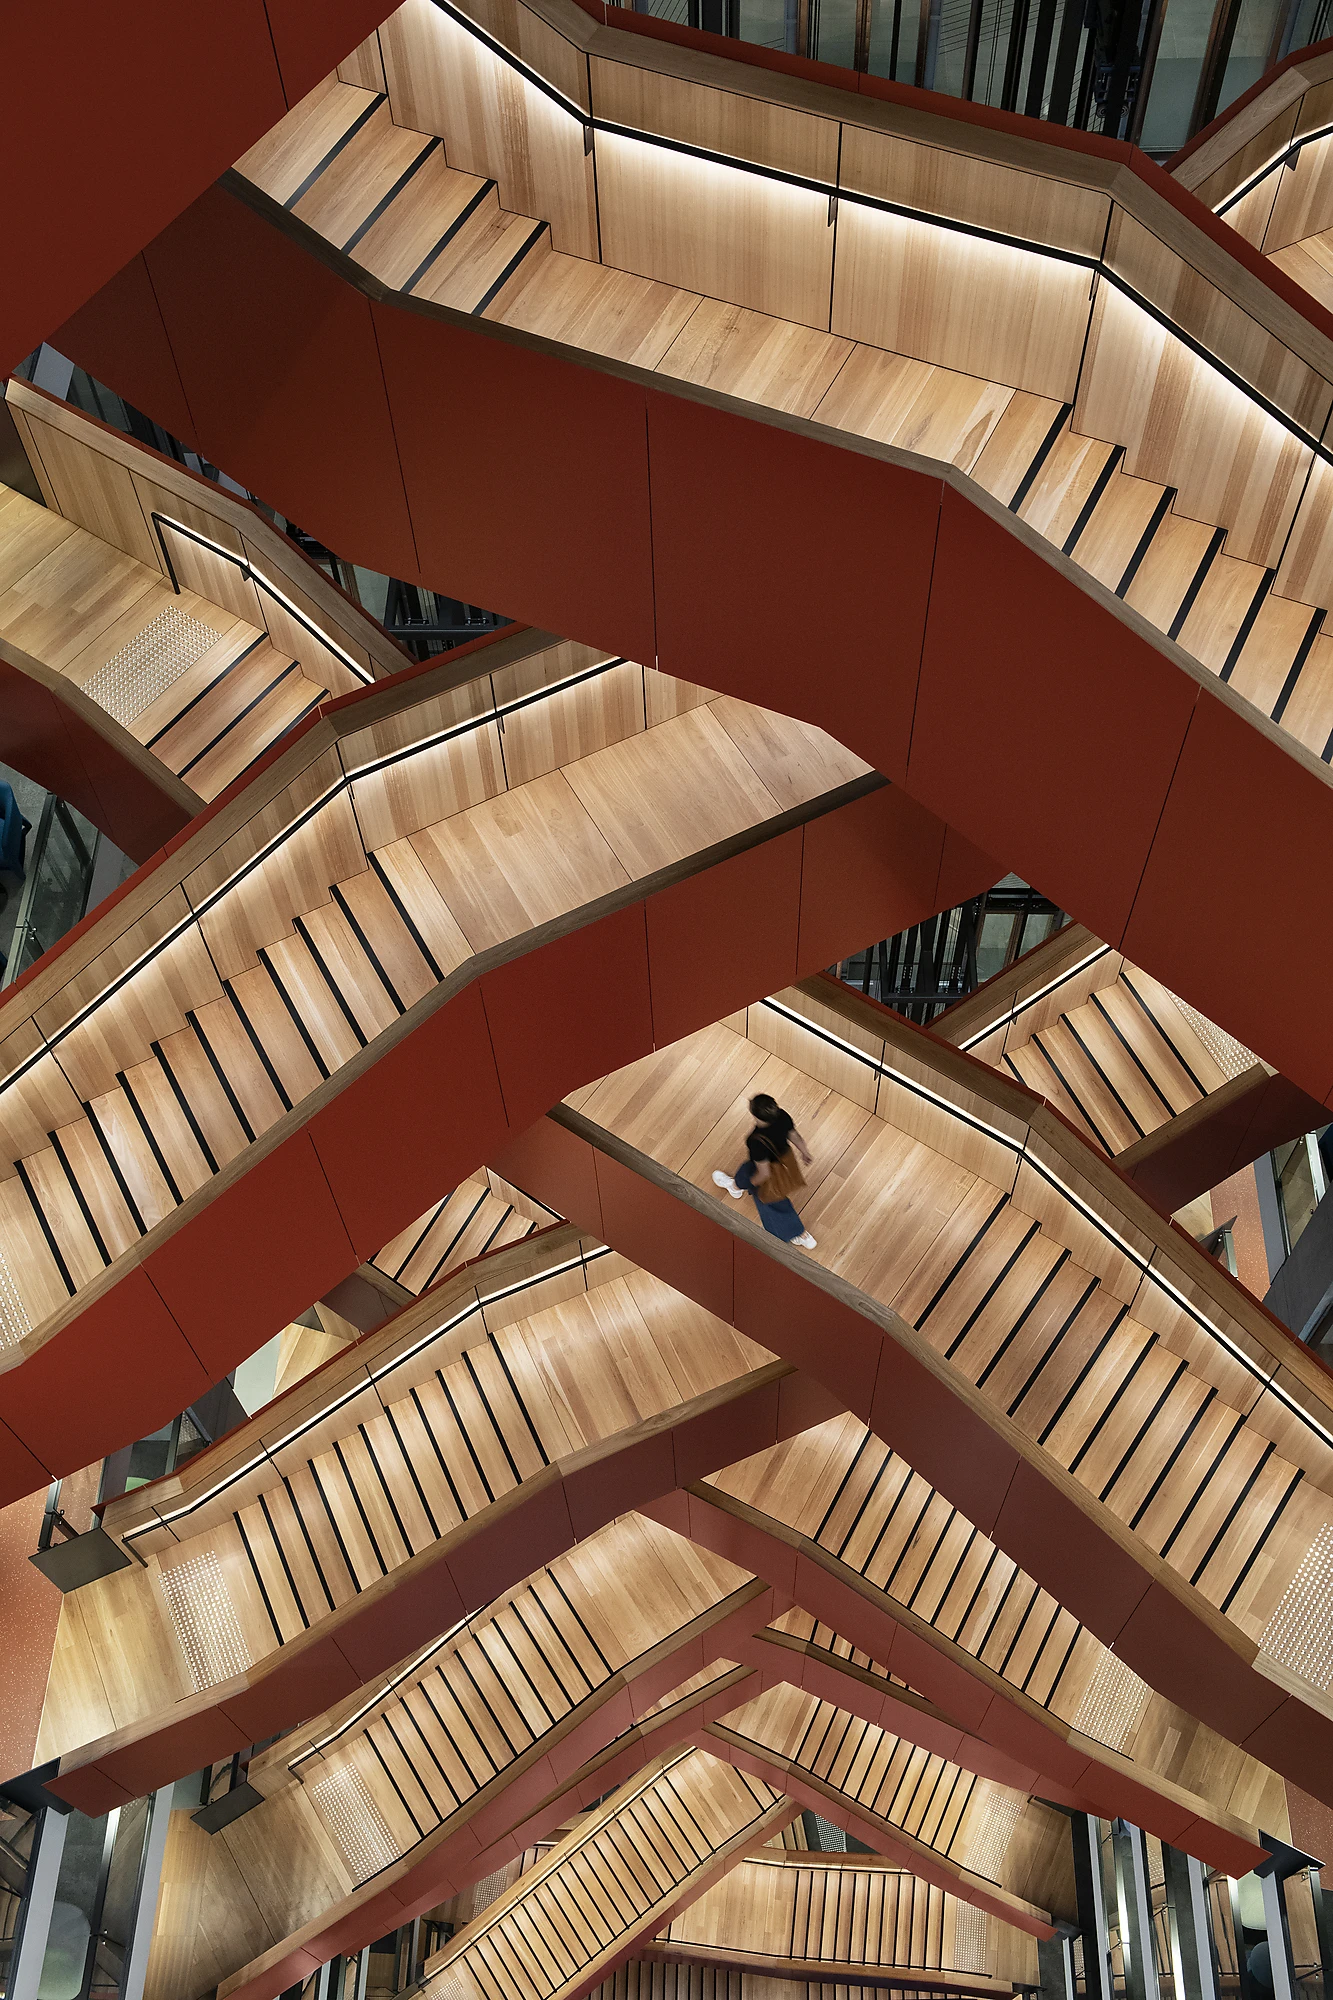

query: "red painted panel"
xmin=1243 ymin=1695 xmax=1333 ymax=1811
xmin=331 ymin=1555 xmax=467 ymax=1684
xmin=479 ymin=905 xmax=654 ymax=1133
xmin=468 ymin=1757 xmax=563 ymax=1848
xmin=315 ymin=1890 xmax=411 ymax=1969
xmin=563 ymin=1429 xmax=677 ymax=1542
xmin=372 ymin=301 xmax=656 ymax=664
xmin=137 ymin=189 xmax=416 ymax=578
xmin=732 ymin=1240 xmax=879 ymax=1420
xmin=673 ymin=1378 xmax=781 ymax=1487
xmin=0 ymin=1418 xmax=55 ymax=1509
xmin=1088 ymin=1768 xmax=1201 ymax=1848
xmin=0 ymin=1269 xmax=207 ymax=1495
xmin=638 ymin=1488 xmax=692 ymax=1539
xmin=795 ymin=786 xmax=946 ymax=973
xmin=1113 ymin=1580 xmax=1287 ymax=1744
xmin=49 ymin=693 xmax=195 ymax=863
xmin=95 ymin=1707 xmax=249 ymax=1801
xmin=991 ymin=1460 xmax=1151 ymax=1642
xmin=873 ymin=1625 xmax=994 ymax=1735
xmin=309 ymin=983 xmax=508 ymax=1258
xmin=868 ymin=1340 xmax=1020 ymax=1540
xmin=143 ymin=1131 xmax=356 ymax=1378
xmin=264 ymin=0 xmax=393 ymax=101
xmin=0 ymin=661 xmax=186 ymax=865
xmin=645 ymin=830 xmax=802 ymax=1048
xmin=226 ymin=1944 xmax=322 ymax=2000
xmin=910 ymin=490 xmax=1200 ymax=946
xmin=217 ymin=1634 xmax=364 ymax=1744
xmin=776 ymin=1371 xmax=844 ymax=1440
xmin=1123 ymin=1086 xmax=1265 ymax=1212
xmin=592 ymin=1148 xmax=736 ymax=1327
xmin=1123 ymin=688 xmax=1333 ymax=1101
xmin=490 ymin=1117 xmax=605 ymax=1237
xmin=936 ymin=821 xmax=1005 ymax=912
xmin=46 ymin=1765 xmax=135 ymax=1815
xmin=786 ymin=1554 xmax=900 ymax=1670
xmin=646 ymin=391 xmax=939 ymax=783
xmin=1204 ymin=1821 xmax=1281 ymax=1881
xmin=552 ymin=1690 xmax=634 ymax=1774
xmin=53 ymin=252 xmax=198 ymax=452
xmin=973 ymin=1692 xmax=1092 ymax=1789
xmin=444 ymin=1483 xmax=576 ymax=1612
xmin=3 ymin=4 xmax=286 ymax=375
xmin=684 ymin=1491 xmax=799 ymax=1596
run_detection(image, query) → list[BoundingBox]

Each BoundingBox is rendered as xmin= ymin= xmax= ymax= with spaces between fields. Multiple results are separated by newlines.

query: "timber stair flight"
xmin=4 ymin=12 xmax=1333 ymax=2000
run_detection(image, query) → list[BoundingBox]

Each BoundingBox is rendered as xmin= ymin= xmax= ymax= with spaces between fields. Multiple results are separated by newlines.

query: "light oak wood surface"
xmin=0 ymin=633 xmax=866 ymax=1363
xmin=0 ymin=383 xmax=407 ymax=828
xmin=225 ymin=13 xmax=1333 ymax=792
xmin=36 ymin=1224 xmax=773 ymax=1764
xmin=653 ymin=1851 xmax=1031 ymax=1986
xmin=173 ymin=1490 xmax=1069 ymax=2000
xmin=142 ymin=1509 xmax=759 ymax=2000
xmin=560 ymin=988 xmax=1333 ymax=1736
xmin=415 ymin=1749 xmax=794 ymax=2000
xmin=933 ymin=922 xmax=1268 ymax=1165
xmin=697 ymin=1418 xmax=1285 ymax=1841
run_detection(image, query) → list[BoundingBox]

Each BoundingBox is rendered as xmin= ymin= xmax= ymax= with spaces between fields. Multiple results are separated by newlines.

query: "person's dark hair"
xmin=749 ymin=1094 xmax=783 ymax=1122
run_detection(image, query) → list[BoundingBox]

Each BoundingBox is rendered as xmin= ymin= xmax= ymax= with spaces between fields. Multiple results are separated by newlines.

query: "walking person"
xmin=713 ymin=1093 xmax=816 ymax=1249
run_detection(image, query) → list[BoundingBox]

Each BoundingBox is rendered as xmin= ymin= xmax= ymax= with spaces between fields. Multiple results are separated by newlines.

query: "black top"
xmin=745 ymin=1110 xmax=795 ymax=1164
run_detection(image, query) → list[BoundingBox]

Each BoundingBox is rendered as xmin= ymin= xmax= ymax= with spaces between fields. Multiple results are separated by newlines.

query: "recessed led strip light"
xmin=426 ymin=0 xmax=1333 ymax=465
xmin=123 ymin=1242 xmax=611 ymax=1542
xmin=343 ymin=657 xmax=630 ymax=787
xmin=758 ymin=997 xmax=1333 ymax=1453
xmin=289 ymin=1608 xmax=476 ymax=1769
xmin=0 ymin=653 xmax=628 ymax=1107
xmin=1213 ymin=120 xmax=1333 ymax=219
xmin=153 ymin=514 xmax=374 ymax=683
xmin=956 ymin=945 xmax=1112 ymax=1052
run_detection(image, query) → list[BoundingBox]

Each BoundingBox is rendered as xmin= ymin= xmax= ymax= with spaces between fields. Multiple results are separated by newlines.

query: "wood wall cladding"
xmin=590 ymin=58 xmax=839 ymax=182
xmin=654 ymin=1854 xmax=999 ymax=1978
xmin=447 ymin=0 xmax=591 ymax=107
xmin=1073 ymin=282 xmax=1313 ymax=569
xmin=1275 ymin=452 xmax=1333 ymax=605
xmin=226 ymin=2 xmax=1333 ymax=604
xmin=1263 ymin=132 xmax=1333 ymax=255
xmin=1186 ymin=103 xmax=1299 ymax=228
xmin=595 ymin=133 xmax=834 ymax=331
xmin=1261 ymin=78 xmax=1333 ymax=253
xmin=7 ymin=380 xmax=398 ymax=687
xmin=379 ymin=0 xmax=596 ymax=258
xmin=831 ymin=205 xmax=1091 ymax=401
xmin=837 ymin=123 xmax=1110 ymax=258
xmin=12 ymin=417 xmax=162 ymax=572
xmin=337 ymin=29 xmax=388 ymax=93
xmin=1100 ymin=208 xmax=1333 ymax=438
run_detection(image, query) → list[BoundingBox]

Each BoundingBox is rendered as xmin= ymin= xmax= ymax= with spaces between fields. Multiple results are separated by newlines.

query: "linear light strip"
xmin=1213 ymin=118 xmax=1333 ymax=218
xmin=290 ymin=1609 xmax=475 ymax=1767
xmin=0 ymin=654 xmax=627 ymax=1104
xmin=426 ymin=0 xmax=1333 ymax=464
xmin=125 ymin=1243 xmax=610 ymax=1541
xmin=758 ymin=997 xmax=1333 ymax=1452
xmin=155 ymin=514 xmax=374 ymax=683
xmin=956 ymin=946 xmax=1113 ymax=1051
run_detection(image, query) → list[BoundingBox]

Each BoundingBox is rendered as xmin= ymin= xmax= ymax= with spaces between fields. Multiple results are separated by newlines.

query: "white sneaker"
xmin=712 ymin=1171 xmax=744 ymax=1199
xmin=794 ymin=1232 xmax=817 ymax=1249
